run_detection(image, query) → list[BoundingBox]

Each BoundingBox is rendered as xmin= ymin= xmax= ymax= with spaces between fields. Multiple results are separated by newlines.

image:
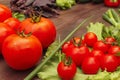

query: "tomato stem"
xmin=24 ymin=16 xmax=92 ymax=80
xmin=30 ymin=11 xmax=42 ymax=23
xmin=18 ymin=30 xmax=32 ymax=37
xmin=63 ymin=56 xmax=72 ymax=66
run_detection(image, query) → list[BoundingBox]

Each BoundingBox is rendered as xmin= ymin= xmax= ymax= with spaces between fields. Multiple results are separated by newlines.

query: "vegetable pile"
xmin=0 ymin=4 xmax=56 ymax=70
xmin=24 ymin=9 xmax=120 ymax=80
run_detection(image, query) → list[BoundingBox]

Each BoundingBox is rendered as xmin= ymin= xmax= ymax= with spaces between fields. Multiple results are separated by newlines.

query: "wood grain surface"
xmin=0 ymin=0 xmax=113 ymax=80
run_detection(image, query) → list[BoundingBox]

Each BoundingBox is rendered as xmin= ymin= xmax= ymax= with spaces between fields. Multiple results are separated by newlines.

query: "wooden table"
xmin=0 ymin=0 xmax=111 ymax=80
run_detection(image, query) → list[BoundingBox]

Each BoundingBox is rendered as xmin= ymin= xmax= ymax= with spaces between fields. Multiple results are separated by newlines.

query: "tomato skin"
xmin=93 ymin=40 xmax=109 ymax=53
xmin=57 ymin=61 xmax=77 ymax=80
xmin=81 ymin=56 xmax=100 ymax=74
xmin=100 ymin=54 xmax=118 ymax=72
xmin=2 ymin=34 xmax=43 ymax=70
xmin=67 ymin=45 xmax=90 ymax=66
xmin=4 ymin=17 xmax=21 ymax=31
xmin=0 ymin=23 xmax=15 ymax=53
xmin=0 ymin=4 xmax=12 ymax=22
xmin=19 ymin=17 xmax=56 ymax=49
xmin=84 ymin=32 xmax=98 ymax=47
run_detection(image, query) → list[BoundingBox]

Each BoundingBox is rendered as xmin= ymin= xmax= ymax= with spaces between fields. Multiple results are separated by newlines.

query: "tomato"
xmin=84 ymin=32 xmax=98 ymax=47
xmin=4 ymin=17 xmax=21 ymax=31
xmin=81 ymin=56 xmax=100 ymax=74
xmin=105 ymin=37 xmax=116 ymax=48
xmin=57 ymin=58 xmax=77 ymax=80
xmin=108 ymin=46 xmax=120 ymax=65
xmin=0 ymin=4 xmax=12 ymax=22
xmin=62 ymin=37 xmax=84 ymax=54
xmin=19 ymin=17 xmax=56 ymax=49
xmin=90 ymin=49 xmax=104 ymax=61
xmin=93 ymin=40 xmax=109 ymax=53
xmin=66 ymin=45 xmax=90 ymax=66
xmin=2 ymin=33 xmax=42 ymax=70
xmin=62 ymin=41 xmax=74 ymax=54
xmin=100 ymin=54 xmax=118 ymax=72
xmin=0 ymin=23 xmax=15 ymax=53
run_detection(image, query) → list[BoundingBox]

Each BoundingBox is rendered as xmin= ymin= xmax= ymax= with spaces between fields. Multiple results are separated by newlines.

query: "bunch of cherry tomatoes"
xmin=57 ymin=32 xmax=120 ymax=80
xmin=0 ymin=4 xmax=56 ymax=70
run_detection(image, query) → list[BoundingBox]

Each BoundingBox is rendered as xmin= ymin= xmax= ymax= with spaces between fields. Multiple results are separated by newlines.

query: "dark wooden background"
xmin=0 ymin=0 xmax=113 ymax=80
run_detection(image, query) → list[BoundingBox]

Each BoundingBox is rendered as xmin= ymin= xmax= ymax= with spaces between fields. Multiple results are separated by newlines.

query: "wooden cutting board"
xmin=0 ymin=0 xmax=111 ymax=80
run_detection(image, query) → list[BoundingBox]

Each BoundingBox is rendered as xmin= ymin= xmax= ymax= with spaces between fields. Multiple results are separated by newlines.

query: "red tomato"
xmin=0 ymin=23 xmax=15 ymax=53
xmin=81 ymin=56 xmax=100 ymax=74
xmin=84 ymin=32 xmax=98 ymax=47
xmin=0 ymin=4 xmax=12 ymax=22
xmin=2 ymin=34 xmax=43 ymax=70
xmin=93 ymin=40 xmax=109 ymax=53
xmin=105 ymin=37 xmax=116 ymax=48
xmin=57 ymin=60 xmax=77 ymax=80
xmin=62 ymin=41 xmax=74 ymax=54
xmin=4 ymin=17 xmax=21 ymax=31
xmin=90 ymin=49 xmax=104 ymax=61
xmin=67 ymin=45 xmax=90 ymax=66
xmin=100 ymin=54 xmax=118 ymax=72
xmin=108 ymin=46 xmax=120 ymax=65
xmin=19 ymin=17 xmax=56 ymax=49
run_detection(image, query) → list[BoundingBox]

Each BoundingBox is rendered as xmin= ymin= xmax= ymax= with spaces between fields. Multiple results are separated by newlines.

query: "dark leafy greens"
xmin=10 ymin=0 xmax=59 ymax=18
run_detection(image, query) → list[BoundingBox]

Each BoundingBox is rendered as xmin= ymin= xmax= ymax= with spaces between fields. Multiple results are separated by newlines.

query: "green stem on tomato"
xmin=24 ymin=16 xmax=92 ymax=80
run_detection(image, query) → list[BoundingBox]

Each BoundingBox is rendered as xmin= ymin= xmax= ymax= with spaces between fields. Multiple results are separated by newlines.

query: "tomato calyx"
xmin=63 ymin=56 xmax=73 ymax=66
xmin=72 ymin=37 xmax=82 ymax=47
xmin=30 ymin=11 xmax=42 ymax=23
xmin=18 ymin=30 xmax=32 ymax=37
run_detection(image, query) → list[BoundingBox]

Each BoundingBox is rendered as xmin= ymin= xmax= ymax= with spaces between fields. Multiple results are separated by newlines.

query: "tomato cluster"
xmin=58 ymin=32 xmax=120 ymax=80
xmin=0 ymin=4 xmax=56 ymax=70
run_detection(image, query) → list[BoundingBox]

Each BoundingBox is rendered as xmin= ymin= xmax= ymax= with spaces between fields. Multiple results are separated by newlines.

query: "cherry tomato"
xmin=108 ymin=46 xmax=120 ymax=65
xmin=105 ymin=37 xmax=116 ymax=48
xmin=90 ymin=49 xmax=104 ymax=61
xmin=93 ymin=40 xmax=109 ymax=53
xmin=4 ymin=17 xmax=21 ymax=31
xmin=100 ymin=54 xmax=118 ymax=72
xmin=0 ymin=4 xmax=12 ymax=22
xmin=84 ymin=32 xmax=98 ymax=47
xmin=62 ymin=41 xmax=74 ymax=55
xmin=81 ymin=56 xmax=100 ymax=74
xmin=2 ymin=33 xmax=43 ymax=70
xmin=57 ymin=59 xmax=77 ymax=80
xmin=67 ymin=45 xmax=90 ymax=66
xmin=19 ymin=17 xmax=56 ymax=49
xmin=0 ymin=23 xmax=15 ymax=53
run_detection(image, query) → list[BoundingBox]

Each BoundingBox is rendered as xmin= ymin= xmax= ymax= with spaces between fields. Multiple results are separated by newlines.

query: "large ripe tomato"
xmin=0 ymin=23 xmax=15 ymax=53
xmin=0 ymin=4 xmax=12 ymax=22
xmin=100 ymin=54 xmax=118 ymax=72
xmin=57 ymin=58 xmax=77 ymax=80
xmin=93 ymin=40 xmax=109 ymax=53
xmin=19 ymin=17 xmax=56 ymax=49
xmin=81 ymin=56 xmax=100 ymax=74
xmin=4 ymin=17 xmax=21 ymax=31
xmin=84 ymin=32 xmax=98 ymax=47
xmin=2 ymin=33 xmax=42 ymax=70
